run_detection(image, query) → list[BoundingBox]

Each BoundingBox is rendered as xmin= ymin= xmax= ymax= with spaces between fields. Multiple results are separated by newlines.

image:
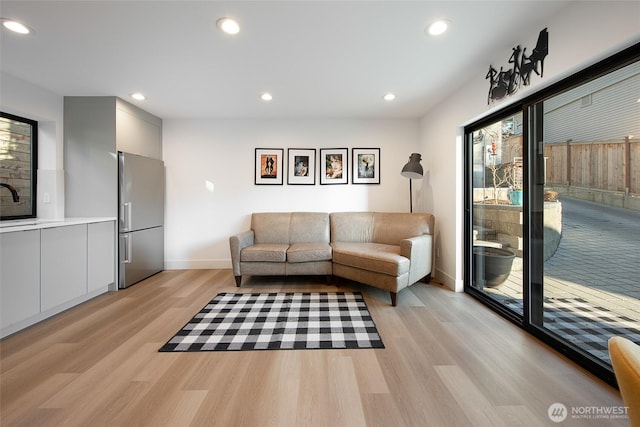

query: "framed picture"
xmin=352 ymin=148 xmax=380 ymax=184
xmin=287 ymin=148 xmax=316 ymax=185
xmin=319 ymin=148 xmax=348 ymax=185
xmin=255 ymin=148 xmax=284 ymax=185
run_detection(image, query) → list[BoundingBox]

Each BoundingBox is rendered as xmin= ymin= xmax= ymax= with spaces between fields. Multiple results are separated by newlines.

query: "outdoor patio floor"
xmin=479 ymin=196 xmax=640 ymax=363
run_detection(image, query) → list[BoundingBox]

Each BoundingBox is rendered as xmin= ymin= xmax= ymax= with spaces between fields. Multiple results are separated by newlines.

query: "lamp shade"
xmin=401 ymin=153 xmax=424 ymax=179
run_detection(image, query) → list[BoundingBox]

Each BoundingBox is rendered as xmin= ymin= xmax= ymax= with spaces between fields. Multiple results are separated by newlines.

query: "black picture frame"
xmin=319 ymin=148 xmax=348 ymax=185
xmin=352 ymin=148 xmax=380 ymax=184
xmin=287 ymin=148 xmax=316 ymax=185
xmin=255 ymin=148 xmax=284 ymax=185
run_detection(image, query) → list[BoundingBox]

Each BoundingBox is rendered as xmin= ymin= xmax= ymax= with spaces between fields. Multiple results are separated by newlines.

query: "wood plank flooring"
xmin=0 ymin=270 xmax=627 ymax=426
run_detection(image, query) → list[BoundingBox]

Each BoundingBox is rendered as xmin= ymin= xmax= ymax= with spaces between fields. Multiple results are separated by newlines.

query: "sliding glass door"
xmin=465 ymin=44 xmax=640 ymax=385
xmin=468 ymin=111 xmax=525 ymax=318
xmin=533 ymin=58 xmax=640 ymax=368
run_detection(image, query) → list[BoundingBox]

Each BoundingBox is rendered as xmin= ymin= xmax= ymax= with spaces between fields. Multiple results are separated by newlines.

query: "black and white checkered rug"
xmin=159 ymin=292 xmax=384 ymax=352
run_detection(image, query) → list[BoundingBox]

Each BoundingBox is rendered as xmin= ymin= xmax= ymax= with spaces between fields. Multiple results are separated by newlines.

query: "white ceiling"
xmin=0 ymin=1 xmax=571 ymax=120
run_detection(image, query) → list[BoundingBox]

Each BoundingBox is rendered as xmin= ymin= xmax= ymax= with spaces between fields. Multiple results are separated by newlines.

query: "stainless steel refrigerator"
xmin=118 ymin=152 xmax=165 ymax=288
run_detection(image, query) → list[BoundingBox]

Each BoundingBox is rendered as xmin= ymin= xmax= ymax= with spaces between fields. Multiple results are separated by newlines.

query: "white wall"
xmin=163 ymin=118 xmax=420 ymax=269
xmin=420 ymin=1 xmax=640 ymax=291
xmin=0 ymin=72 xmax=65 ymax=219
xmin=4 ymin=0 xmax=637 ymax=285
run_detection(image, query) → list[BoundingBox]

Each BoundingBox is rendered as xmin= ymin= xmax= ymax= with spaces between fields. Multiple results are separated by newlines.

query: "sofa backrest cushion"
xmin=331 ymin=212 xmax=433 ymax=245
xmin=252 ymin=213 xmax=291 ymax=244
xmin=372 ymin=213 xmax=433 ymax=245
xmin=290 ymin=212 xmax=330 ymax=243
xmin=251 ymin=212 xmax=330 ymax=245
xmin=330 ymin=212 xmax=375 ymax=243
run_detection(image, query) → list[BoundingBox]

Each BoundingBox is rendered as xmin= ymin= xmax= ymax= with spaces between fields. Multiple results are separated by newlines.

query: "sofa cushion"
xmin=251 ymin=212 xmax=331 ymax=245
xmin=330 ymin=212 xmax=433 ymax=246
xmin=241 ymin=244 xmax=289 ymax=262
xmin=372 ymin=213 xmax=433 ymax=245
xmin=330 ymin=212 xmax=374 ymax=243
xmin=289 ymin=212 xmax=330 ymax=243
xmin=332 ymin=242 xmax=410 ymax=276
xmin=287 ymin=243 xmax=332 ymax=263
xmin=251 ymin=213 xmax=291 ymax=244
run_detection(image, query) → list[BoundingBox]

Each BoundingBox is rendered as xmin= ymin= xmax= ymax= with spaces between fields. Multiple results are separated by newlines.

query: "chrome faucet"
xmin=0 ymin=183 xmax=20 ymax=202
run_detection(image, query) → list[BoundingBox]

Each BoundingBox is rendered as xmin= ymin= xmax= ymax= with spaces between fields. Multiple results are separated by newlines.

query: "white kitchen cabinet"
xmin=41 ymin=224 xmax=88 ymax=312
xmin=64 ymin=96 xmax=162 ymax=218
xmin=64 ymin=97 xmax=162 ymax=293
xmin=0 ymin=230 xmax=41 ymax=330
xmin=88 ymin=221 xmax=115 ymax=293
xmin=0 ymin=219 xmax=115 ymax=338
xmin=116 ymin=102 xmax=162 ymax=159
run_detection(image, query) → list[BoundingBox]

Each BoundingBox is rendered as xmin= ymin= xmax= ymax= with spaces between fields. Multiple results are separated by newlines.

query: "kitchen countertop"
xmin=0 ymin=217 xmax=117 ymax=233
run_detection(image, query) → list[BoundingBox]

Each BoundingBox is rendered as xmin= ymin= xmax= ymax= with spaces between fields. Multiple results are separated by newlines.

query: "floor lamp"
xmin=401 ymin=153 xmax=424 ymax=213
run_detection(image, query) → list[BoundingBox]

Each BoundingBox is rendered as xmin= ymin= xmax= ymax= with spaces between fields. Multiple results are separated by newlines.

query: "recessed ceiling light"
xmin=383 ymin=93 xmax=396 ymax=101
xmin=260 ymin=93 xmax=273 ymax=102
xmin=217 ymin=18 xmax=240 ymax=35
xmin=427 ymin=20 xmax=449 ymax=36
xmin=1 ymin=18 xmax=31 ymax=35
xmin=131 ymin=93 xmax=146 ymax=101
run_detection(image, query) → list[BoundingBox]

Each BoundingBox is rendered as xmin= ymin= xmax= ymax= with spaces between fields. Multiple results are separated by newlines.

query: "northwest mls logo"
xmin=548 ymin=402 xmax=629 ymax=422
xmin=548 ymin=403 xmax=568 ymax=423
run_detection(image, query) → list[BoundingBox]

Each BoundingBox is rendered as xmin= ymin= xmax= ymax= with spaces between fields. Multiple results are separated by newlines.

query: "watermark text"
xmin=548 ymin=403 xmax=628 ymax=423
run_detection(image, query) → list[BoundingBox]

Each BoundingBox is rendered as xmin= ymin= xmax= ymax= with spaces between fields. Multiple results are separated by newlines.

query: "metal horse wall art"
xmin=486 ymin=28 xmax=548 ymax=104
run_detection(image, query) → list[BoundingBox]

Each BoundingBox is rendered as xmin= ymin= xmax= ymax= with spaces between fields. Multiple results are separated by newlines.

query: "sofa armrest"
xmin=229 ymin=230 xmax=255 ymax=276
xmin=400 ymin=234 xmax=433 ymax=284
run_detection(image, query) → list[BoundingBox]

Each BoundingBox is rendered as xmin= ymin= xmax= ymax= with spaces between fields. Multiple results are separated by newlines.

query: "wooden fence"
xmin=544 ymin=137 xmax=640 ymax=195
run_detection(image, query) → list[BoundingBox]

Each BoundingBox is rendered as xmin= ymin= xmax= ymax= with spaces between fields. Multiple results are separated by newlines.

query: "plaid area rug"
xmin=159 ymin=292 xmax=384 ymax=352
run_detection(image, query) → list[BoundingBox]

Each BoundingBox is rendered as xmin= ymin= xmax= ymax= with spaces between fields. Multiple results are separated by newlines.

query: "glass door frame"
xmin=464 ymin=104 xmax=527 ymax=326
xmin=463 ymin=41 xmax=640 ymax=387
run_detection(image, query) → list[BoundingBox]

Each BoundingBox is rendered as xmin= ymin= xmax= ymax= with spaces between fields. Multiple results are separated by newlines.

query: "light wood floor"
xmin=0 ymin=270 xmax=627 ymax=426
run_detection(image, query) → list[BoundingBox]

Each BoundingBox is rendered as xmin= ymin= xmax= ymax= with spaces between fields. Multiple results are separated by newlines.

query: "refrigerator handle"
xmin=121 ymin=202 xmax=132 ymax=231
xmin=123 ymin=234 xmax=132 ymax=264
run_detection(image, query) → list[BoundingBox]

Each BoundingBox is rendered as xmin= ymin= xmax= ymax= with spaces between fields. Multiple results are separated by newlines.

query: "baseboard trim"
xmin=434 ymin=267 xmax=462 ymax=292
xmin=164 ymin=259 xmax=231 ymax=269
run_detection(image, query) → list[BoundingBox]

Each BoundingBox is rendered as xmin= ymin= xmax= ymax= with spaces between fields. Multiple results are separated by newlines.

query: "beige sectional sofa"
xmin=229 ymin=211 xmax=435 ymax=306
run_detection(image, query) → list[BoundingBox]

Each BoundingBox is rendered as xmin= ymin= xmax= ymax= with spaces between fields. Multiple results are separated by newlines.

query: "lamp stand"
xmin=401 ymin=152 xmax=423 ymax=213
xmin=409 ymin=179 xmax=413 ymax=213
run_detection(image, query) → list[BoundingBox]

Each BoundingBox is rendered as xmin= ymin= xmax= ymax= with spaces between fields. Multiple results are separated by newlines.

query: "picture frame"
xmin=319 ymin=148 xmax=348 ymax=185
xmin=352 ymin=148 xmax=380 ymax=184
xmin=255 ymin=148 xmax=284 ymax=185
xmin=287 ymin=148 xmax=316 ymax=185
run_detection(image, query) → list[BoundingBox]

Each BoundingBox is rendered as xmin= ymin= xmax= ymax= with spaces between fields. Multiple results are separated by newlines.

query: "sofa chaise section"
xmin=330 ymin=212 xmax=434 ymax=306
